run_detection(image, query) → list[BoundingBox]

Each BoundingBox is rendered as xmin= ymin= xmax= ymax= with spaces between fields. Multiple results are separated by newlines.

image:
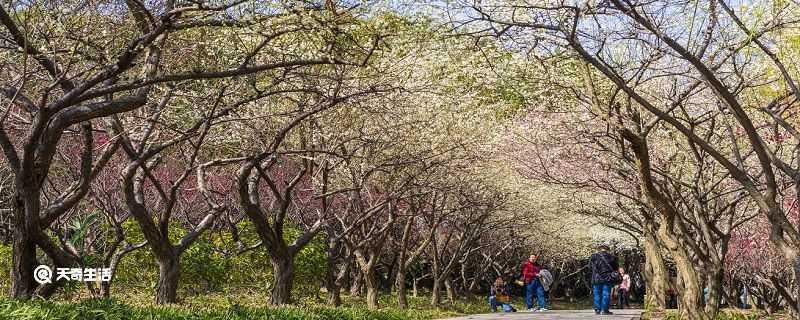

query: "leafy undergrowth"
xmin=0 ymin=298 xmax=446 ymax=320
xmin=0 ymin=292 xmax=498 ymax=320
xmin=0 ymin=291 xmax=609 ymax=320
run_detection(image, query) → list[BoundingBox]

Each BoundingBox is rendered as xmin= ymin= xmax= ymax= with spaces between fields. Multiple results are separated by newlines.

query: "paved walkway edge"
xmin=440 ymin=309 xmax=645 ymax=320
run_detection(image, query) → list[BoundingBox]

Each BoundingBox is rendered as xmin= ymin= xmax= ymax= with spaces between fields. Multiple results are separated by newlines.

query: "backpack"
xmin=539 ymin=269 xmax=554 ymax=291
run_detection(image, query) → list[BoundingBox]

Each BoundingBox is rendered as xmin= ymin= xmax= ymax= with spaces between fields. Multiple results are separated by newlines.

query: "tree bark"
xmin=643 ymin=230 xmax=668 ymax=310
xmin=445 ymin=277 xmax=456 ymax=303
xmin=396 ymin=270 xmax=409 ymax=309
xmin=386 ymin=255 xmax=398 ymax=294
xmin=621 ymin=130 xmax=713 ymax=319
xmin=270 ymin=253 xmax=295 ymax=306
xmin=350 ymin=269 xmax=363 ymax=297
xmin=394 ymin=214 xmax=437 ymax=309
xmin=794 ymin=259 xmax=800 ymax=318
xmin=412 ymin=276 xmax=419 ymax=297
xmin=155 ymin=254 xmax=180 ymax=304
xmin=658 ymin=225 xmax=709 ymax=320
xmin=364 ymin=268 xmax=379 ymax=309
xmin=11 ymin=194 xmax=38 ymax=299
xmin=324 ymin=241 xmax=341 ymax=306
xmin=704 ymin=267 xmax=724 ymax=317
xmin=10 ymin=228 xmax=36 ymax=298
xmin=431 ymin=279 xmax=442 ymax=306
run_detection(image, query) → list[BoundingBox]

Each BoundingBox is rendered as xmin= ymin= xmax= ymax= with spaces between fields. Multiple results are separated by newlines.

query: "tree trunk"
xmin=624 ymin=132 xmax=709 ymax=318
xmin=412 ymin=276 xmax=418 ymax=297
xmin=100 ymin=280 xmax=111 ymax=298
xmin=659 ymin=226 xmax=711 ymax=320
xmin=445 ymin=278 xmax=456 ymax=303
xmin=327 ymin=282 xmax=341 ymax=306
xmin=396 ymin=270 xmax=408 ymax=309
xmin=324 ymin=243 xmax=341 ymax=307
xmin=350 ymin=269 xmax=363 ymax=297
xmin=270 ymin=254 xmax=294 ymax=306
xmin=386 ymin=255 xmax=398 ymax=294
xmin=793 ymin=258 xmax=800 ymax=318
xmin=467 ymin=278 xmax=479 ymax=298
xmin=336 ymin=260 xmax=350 ymax=290
xmin=11 ymin=228 xmax=36 ymax=298
xmin=325 ymin=261 xmax=341 ymax=307
xmin=703 ymin=267 xmax=724 ymax=317
xmin=155 ymin=254 xmax=180 ymax=304
xmin=431 ymin=279 xmax=442 ymax=306
xmin=11 ymin=195 xmax=38 ymax=299
xmin=643 ymin=230 xmax=668 ymax=310
xmin=364 ymin=268 xmax=379 ymax=309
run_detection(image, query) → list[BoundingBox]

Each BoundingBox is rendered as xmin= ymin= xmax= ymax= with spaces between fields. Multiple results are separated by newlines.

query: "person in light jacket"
xmin=617 ymin=267 xmax=631 ymax=309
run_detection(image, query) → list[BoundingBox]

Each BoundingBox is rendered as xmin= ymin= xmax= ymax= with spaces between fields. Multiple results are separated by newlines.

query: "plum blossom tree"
xmin=0 ymin=0 xmax=369 ymax=300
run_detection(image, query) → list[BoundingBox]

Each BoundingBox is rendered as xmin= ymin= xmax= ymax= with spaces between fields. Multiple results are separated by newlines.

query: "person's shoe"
xmin=594 ymin=309 xmax=601 ymax=315
xmin=602 ymin=311 xmax=614 ymax=315
xmin=538 ymin=308 xmax=549 ymax=312
xmin=527 ymin=308 xmax=534 ymax=312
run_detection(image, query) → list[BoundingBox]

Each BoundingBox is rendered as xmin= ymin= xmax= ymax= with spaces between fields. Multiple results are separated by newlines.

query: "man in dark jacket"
xmin=591 ymin=245 xmax=619 ymax=315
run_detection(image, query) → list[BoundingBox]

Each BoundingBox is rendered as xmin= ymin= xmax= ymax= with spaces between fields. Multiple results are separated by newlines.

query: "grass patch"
xmin=0 ymin=298 xmax=446 ymax=320
xmin=0 ymin=290 xmax=602 ymax=319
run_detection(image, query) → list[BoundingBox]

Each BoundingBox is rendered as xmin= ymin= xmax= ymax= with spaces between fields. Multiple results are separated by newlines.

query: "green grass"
xmin=0 ymin=292 xmax=497 ymax=320
xmin=0 ymin=298 xmax=448 ymax=320
xmin=0 ymin=289 xmax=604 ymax=320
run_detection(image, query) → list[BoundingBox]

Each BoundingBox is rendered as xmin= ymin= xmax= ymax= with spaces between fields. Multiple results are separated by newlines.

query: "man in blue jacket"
xmin=591 ymin=245 xmax=619 ymax=315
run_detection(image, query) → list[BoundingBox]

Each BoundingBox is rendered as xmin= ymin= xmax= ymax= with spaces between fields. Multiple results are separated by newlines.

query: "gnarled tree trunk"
xmin=658 ymin=225 xmax=709 ymax=320
xmin=643 ymin=230 xmax=668 ymax=310
xmin=430 ymin=279 xmax=443 ymax=306
xmin=704 ymin=267 xmax=724 ymax=317
xmin=270 ymin=253 xmax=295 ymax=306
xmin=11 ymin=191 xmax=38 ymax=298
xmin=155 ymin=254 xmax=180 ymax=304
xmin=324 ymin=241 xmax=341 ymax=306
xmin=396 ymin=270 xmax=409 ymax=309
xmin=10 ymin=207 xmax=36 ymax=298
xmin=350 ymin=269 xmax=363 ymax=297
xmin=363 ymin=267 xmax=379 ymax=309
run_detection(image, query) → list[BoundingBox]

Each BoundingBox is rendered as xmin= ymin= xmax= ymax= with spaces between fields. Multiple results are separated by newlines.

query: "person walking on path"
xmin=591 ymin=245 xmax=620 ymax=315
xmin=520 ymin=254 xmax=547 ymax=311
xmin=617 ymin=267 xmax=631 ymax=309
